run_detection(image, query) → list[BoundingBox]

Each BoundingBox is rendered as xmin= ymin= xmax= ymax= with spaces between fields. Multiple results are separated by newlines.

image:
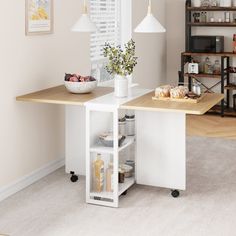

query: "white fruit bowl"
xmin=64 ymin=80 xmax=97 ymax=94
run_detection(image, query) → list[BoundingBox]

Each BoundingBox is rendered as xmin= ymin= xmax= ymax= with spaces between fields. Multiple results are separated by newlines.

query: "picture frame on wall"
xmin=25 ymin=0 xmax=53 ymax=36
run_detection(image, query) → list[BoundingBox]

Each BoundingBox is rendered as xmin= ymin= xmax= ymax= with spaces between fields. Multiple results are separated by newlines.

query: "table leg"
xmin=65 ymin=105 xmax=86 ymax=179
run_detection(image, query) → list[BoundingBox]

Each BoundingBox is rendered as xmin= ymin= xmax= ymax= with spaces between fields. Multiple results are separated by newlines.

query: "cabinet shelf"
xmin=90 ymin=177 xmax=135 ymax=199
xmin=90 ymin=136 xmax=135 ymax=154
xmin=187 ymin=22 xmax=236 ymax=27
xmin=225 ymin=84 xmax=236 ymax=90
xmin=184 ymin=73 xmax=221 ymax=78
xmin=182 ymin=52 xmax=236 ymax=56
xmin=187 ymin=6 xmax=236 ymax=11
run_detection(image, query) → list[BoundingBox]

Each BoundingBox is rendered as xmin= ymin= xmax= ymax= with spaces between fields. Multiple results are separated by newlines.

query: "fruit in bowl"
xmin=64 ymin=73 xmax=97 ymax=94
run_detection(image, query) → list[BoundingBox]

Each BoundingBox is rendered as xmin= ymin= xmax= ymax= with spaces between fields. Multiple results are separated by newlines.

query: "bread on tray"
xmin=155 ymin=85 xmax=173 ymax=98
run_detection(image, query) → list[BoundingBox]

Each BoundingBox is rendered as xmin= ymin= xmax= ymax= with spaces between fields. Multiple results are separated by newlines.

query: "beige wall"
xmin=167 ymin=0 xmax=235 ymax=89
xmin=0 ymin=0 xmax=90 ymax=187
xmin=133 ymin=0 xmax=167 ymax=88
xmin=0 ymin=0 xmax=167 ymax=189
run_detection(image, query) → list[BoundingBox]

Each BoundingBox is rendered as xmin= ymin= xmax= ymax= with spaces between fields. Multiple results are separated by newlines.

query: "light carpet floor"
xmin=0 ymin=136 xmax=236 ymax=236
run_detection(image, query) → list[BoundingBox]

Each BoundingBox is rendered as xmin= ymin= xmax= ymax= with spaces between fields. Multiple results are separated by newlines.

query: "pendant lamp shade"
xmin=71 ymin=0 xmax=97 ymax=33
xmin=134 ymin=0 xmax=166 ymax=33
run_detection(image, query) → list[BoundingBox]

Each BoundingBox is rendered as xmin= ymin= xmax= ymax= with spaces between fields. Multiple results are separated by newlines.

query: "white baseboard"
xmin=0 ymin=158 xmax=65 ymax=202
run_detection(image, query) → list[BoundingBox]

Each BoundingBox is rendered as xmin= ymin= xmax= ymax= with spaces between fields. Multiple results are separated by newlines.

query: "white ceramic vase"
xmin=114 ymin=75 xmax=128 ymax=98
xmin=192 ymin=0 xmax=201 ymax=7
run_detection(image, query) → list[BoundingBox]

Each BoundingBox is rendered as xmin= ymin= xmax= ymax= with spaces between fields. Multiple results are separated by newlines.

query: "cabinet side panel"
xmin=136 ymin=111 xmax=186 ymax=190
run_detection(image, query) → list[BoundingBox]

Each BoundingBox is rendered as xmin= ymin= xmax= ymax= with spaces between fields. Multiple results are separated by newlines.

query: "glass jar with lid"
xmin=213 ymin=60 xmax=221 ymax=74
xmin=201 ymin=0 xmax=211 ymax=7
xmin=204 ymin=57 xmax=213 ymax=74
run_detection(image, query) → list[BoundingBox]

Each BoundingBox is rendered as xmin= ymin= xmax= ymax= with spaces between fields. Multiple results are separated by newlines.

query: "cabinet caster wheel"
xmin=122 ymin=190 xmax=128 ymax=196
xmin=171 ymin=190 xmax=180 ymax=198
xmin=70 ymin=172 xmax=78 ymax=183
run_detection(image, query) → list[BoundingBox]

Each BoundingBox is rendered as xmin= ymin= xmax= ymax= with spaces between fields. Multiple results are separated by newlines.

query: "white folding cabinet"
xmin=66 ymin=88 xmax=185 ymax=207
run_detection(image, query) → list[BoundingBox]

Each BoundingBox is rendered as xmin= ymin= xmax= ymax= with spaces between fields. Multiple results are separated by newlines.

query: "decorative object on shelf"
xmin=99 ymin=133 xmax=126 ymax=147
xmin=203 ymin=57 xmax=213 ymax=74
xmin=209 ymin=12 xmax=215 ymax=22
xmin=200 ymin=11 xmax=207 ymax=22
xmin=120 ymin=164 xmax=133 ymax=178
xmin=213 ymin=59 xmax=221 ymax=74
xmin=192 ymin=79 xmax=202 ymax=96
xmin=201 ymin=0 xmax=211 ymax=7
xmin=125 ymin=114 xmax=135 ymax=136
xmin=25 ymin=0 xmax=53 ymax=35
xmin=118 ymin=117 xmax=126 ymax=136
xmin=220 ymin=0 xmax=232 ymax=7
xmin=134 ymin=0 xmax=166 ymax=33
xmin=192 ymin=0 xmax=202 ymax=7
xmin=233 ymin=34 xmax=236 ymax=53
xmin=233 ymin=13 xmax=236 ymax=22
xmin=118 ymin=169 xmax=125 ymax=183
xmin=218 ymin=18 xmax=223 ymax=22
xmin=103 ymin=39 xmax=138 ymax=98
xmin=188 ymin=62 xmax=199 ymax=74
xmin=228 ymin=66 xmax=236 ymax=72
xmin=64 ymin=73 xmax=97 ymax=94
xmin=193 ymin=12 xmax=201 ymax=22
xmin=93 ymin=154 xmax=104 ymax=192
xmin=106 ymin=159 xmax=113 ymax=192
xmin=71 ymin=0 xmax=97 ymax=32
xmin=224 ymin=12 xmax=231 ymax=22
xmin=125 ymin=160 xmax=135 ymax=173
xmin=210 ymin=0 xmax=219 ymax=7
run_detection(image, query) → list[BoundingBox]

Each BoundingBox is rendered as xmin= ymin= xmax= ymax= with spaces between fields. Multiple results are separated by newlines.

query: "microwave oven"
xmin=190 ymin=36 xmax=224 ymax=53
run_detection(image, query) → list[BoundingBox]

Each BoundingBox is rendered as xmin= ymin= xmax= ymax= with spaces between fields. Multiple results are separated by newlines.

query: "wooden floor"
xmin=187 ymin=114 xmax=236 ymax=139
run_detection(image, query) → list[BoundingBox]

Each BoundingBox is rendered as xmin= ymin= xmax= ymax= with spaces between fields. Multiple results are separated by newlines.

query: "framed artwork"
xmin=25 ymin=0 xmax=54 ymax=35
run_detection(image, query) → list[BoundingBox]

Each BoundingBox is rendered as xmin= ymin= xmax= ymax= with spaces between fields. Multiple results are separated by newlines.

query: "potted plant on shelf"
xmin=103 ymin=39 xmax=138 ymax=98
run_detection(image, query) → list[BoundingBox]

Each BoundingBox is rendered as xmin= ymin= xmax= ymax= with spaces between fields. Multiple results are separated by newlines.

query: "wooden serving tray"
xmin=152 ymin=93 xmax=207 ymax=104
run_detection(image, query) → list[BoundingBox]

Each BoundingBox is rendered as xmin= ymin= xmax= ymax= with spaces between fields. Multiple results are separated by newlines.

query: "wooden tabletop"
xmin=16 ymin=85 xmax=113 ymax=105
xmin=121 ymin=92 xmax=224 ymax=115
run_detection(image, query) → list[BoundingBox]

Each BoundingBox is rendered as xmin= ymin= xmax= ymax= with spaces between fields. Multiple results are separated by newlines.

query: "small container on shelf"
xmin=192 ymin=79 xmax=202 ymax=96
xmin=203 ymin=57 xmax=213 ymax=74
xmin=213 ymin=59 xmax=221 ymax=74
xmin=106 ymin=160 xmax=113 ymax=192
xmin=93 ymin=153 xmax=104 ymax=193
xmin=233 ymin=34 xmax=236 ymax=53
xmin=118 ymin=117 xmax=126 ymax=136
xmin=125 ymin=114 xmax=135 ymax=136
xmin=118 ymin=169 xmax=125 ymax=183
xmin=192 ymin=0 xmax=201 ymax=7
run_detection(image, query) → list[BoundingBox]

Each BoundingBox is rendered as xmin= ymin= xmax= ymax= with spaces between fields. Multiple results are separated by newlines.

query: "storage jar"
xmin=125 ymin=115 xmax=135 ymax=136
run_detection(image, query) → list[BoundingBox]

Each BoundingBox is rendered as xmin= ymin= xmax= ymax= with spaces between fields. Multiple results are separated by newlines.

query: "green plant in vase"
xmin=103 ymin=39 xmax=138 ymax=97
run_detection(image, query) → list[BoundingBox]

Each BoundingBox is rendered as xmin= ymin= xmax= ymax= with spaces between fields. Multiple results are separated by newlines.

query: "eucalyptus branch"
xmin=103 ymin=39 xmax=138 ymax=77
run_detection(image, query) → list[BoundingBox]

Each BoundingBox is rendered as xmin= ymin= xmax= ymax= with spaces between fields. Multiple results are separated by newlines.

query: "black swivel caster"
xmin=70 ymin=171 xmax=78 ymax=183
xmin=171 ymin=190 xmax=180 ymax=198
xmin=122 ymin=190 xmax=128 ymax=196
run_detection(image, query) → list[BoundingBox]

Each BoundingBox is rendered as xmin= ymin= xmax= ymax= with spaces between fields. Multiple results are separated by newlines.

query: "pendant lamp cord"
xmin=83 ymin=0 xmax=88 ymax=14
xmin=148 ymin=0 xmax=152 ymax=14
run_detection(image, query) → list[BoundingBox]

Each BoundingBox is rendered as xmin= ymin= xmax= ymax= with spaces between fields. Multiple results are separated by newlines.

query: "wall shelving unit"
xmin=180 ymin=0 xmax=236 ymax=117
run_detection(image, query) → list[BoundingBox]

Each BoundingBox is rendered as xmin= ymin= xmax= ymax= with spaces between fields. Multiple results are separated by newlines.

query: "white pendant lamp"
xmin=134 ymin=0 xmax=166 ymax=33
xmin=71 ymin=0 xmax=97 ymax=33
